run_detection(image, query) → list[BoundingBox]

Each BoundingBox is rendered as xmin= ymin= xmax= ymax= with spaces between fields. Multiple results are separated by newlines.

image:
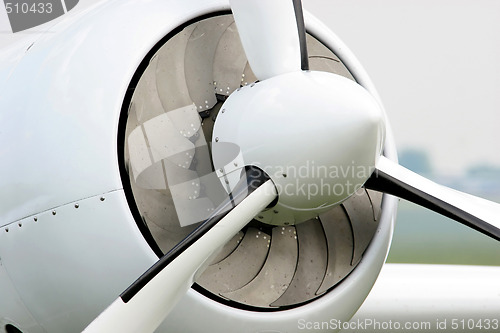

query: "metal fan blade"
xmin=127 ymin=109 xmax=197 ymax=186
xmin=184 ymin=16 xmax=232 ymax=112
xmin=165 ymin=104 xmax=203 ymax=140
xmin=271 ymin=219 xmax=328 ymax=307
xmin=207 ymin=231 xmax=244 ymax=265
xmin=229 ymin=0 xmax=307 ymax=81
xmin=316 ymin=205 xmax=354 ymax=295
xmin=366 ymin=156 xmax=500 ymax=241
xmin=241 ymin=61 xmax=257 ymax=86
xmin=222 ymin=226 xmax=298 ymax=307
xmin=142 ymin=109 xmax=196 ymax=165
xmin=155 ymin=25 xmax=195 ymax=112
xmin=366 ymin=189 xmax=383 ymax=221
xmin=213 ymin=21 xmax=248 ymax=96
xmin=343 ymin=188 xmax=380 ymax=266
xmin=196 ymin=227 xmax=270 ymax=295
xmin=131 ymin=55 xmax=165 ymax=124
xmin=306 ymin=34 xmax=354 ymax=80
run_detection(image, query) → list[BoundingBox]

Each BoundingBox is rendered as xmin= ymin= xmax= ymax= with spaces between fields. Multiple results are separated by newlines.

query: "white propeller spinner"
xmin=213 ymin=70 xmax=385 ymax=225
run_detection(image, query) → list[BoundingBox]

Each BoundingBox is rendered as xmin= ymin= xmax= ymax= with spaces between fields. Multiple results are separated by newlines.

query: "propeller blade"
xmin=230 ymin=0 xmax=308 ymax=81
xmin=365 ymin=156 xmax=500 ymax=241
xmin=83 ymin=171 xmax=277 ymax=333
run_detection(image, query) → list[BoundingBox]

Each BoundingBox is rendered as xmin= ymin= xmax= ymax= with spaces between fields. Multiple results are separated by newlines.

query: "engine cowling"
xmin=0 ymin=1 xmax=397 ymax=332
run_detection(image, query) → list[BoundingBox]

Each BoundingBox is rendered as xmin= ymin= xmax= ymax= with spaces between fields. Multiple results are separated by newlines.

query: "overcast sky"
xmin=2 ymin=0 xmax=499 ymax=175
xmin=304 ymin=0 xmax=500 ymax=175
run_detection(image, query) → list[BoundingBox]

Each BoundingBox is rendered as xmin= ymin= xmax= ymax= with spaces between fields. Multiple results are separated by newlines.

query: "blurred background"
xmin=2 ymin=0 xmax=500 ymax=265
xmin=303 ymin=0 xmax=500 ymax=265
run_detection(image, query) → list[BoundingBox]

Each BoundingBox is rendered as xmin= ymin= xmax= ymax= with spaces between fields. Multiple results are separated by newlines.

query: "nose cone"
xmin=213 ymin=71 xmax=385 ymax=225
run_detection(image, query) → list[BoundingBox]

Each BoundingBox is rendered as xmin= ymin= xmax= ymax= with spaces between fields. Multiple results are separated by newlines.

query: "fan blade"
xmin=196 ymin=227 xmax=270 ymax=295
xmin=155 ymin=25 xmax=195 ymax=112
xmin=365 ymin=156 xmax=500 ymax=241
xmin=316 ymin=205 xmax=354 ymax=295
xmin=230 ymin=0 xmax=307 ymax=81
xmin=343 ymin=188 xmax=379 ymax=266
xmin=83 ymin=175 xmax=277 ymax=333
xmin=366 ymin=189 xmax=383 ymax=222
xmin=271 ymin=219 xmax=328 ymax=307
xmin=213 ymin=21 xmax=248 ymax=96
xmin=222 ymin=226 xmax=298 ymax=307
xmin=184 ymin=17 xmax=229 ymax=112
xmin=207 ymin=230 xmax=244 ymax=265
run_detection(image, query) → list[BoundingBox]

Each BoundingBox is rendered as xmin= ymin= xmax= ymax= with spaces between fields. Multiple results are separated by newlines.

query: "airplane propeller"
xmin=84 ymin=0 xmax=500 ymax=331
xmin=83 ymin=169 xmax=277 ymax=332
xmin=229 ymin=0 xmax=308 ymax=79
xmin=366 ymin=156 xmax=500 ymax=241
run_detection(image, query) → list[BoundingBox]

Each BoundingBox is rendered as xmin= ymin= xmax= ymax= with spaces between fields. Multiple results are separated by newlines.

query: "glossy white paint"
xmin=213 ymin=71 xmax=385 ymax=225
xmin=229 ymin=0 xmax=301 ymax=80
xmin=0 ymin=0 xmax=230 ymax=331
xmin=0 ymin=0 xmax=398 ymax=332
xmin=0 ymin=37 xmax=38 ymax=98
xmin=0 ymin=190 xmax=156 ymax=332
xmin=0 ymin=0 xmax=226 ymax=226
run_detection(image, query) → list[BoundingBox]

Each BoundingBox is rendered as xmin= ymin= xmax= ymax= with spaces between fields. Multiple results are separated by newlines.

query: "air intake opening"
xmin=5 ymin=324 xmax=23 ymax=333
xmin=119 ymin=13 xmax=382 ymax=310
